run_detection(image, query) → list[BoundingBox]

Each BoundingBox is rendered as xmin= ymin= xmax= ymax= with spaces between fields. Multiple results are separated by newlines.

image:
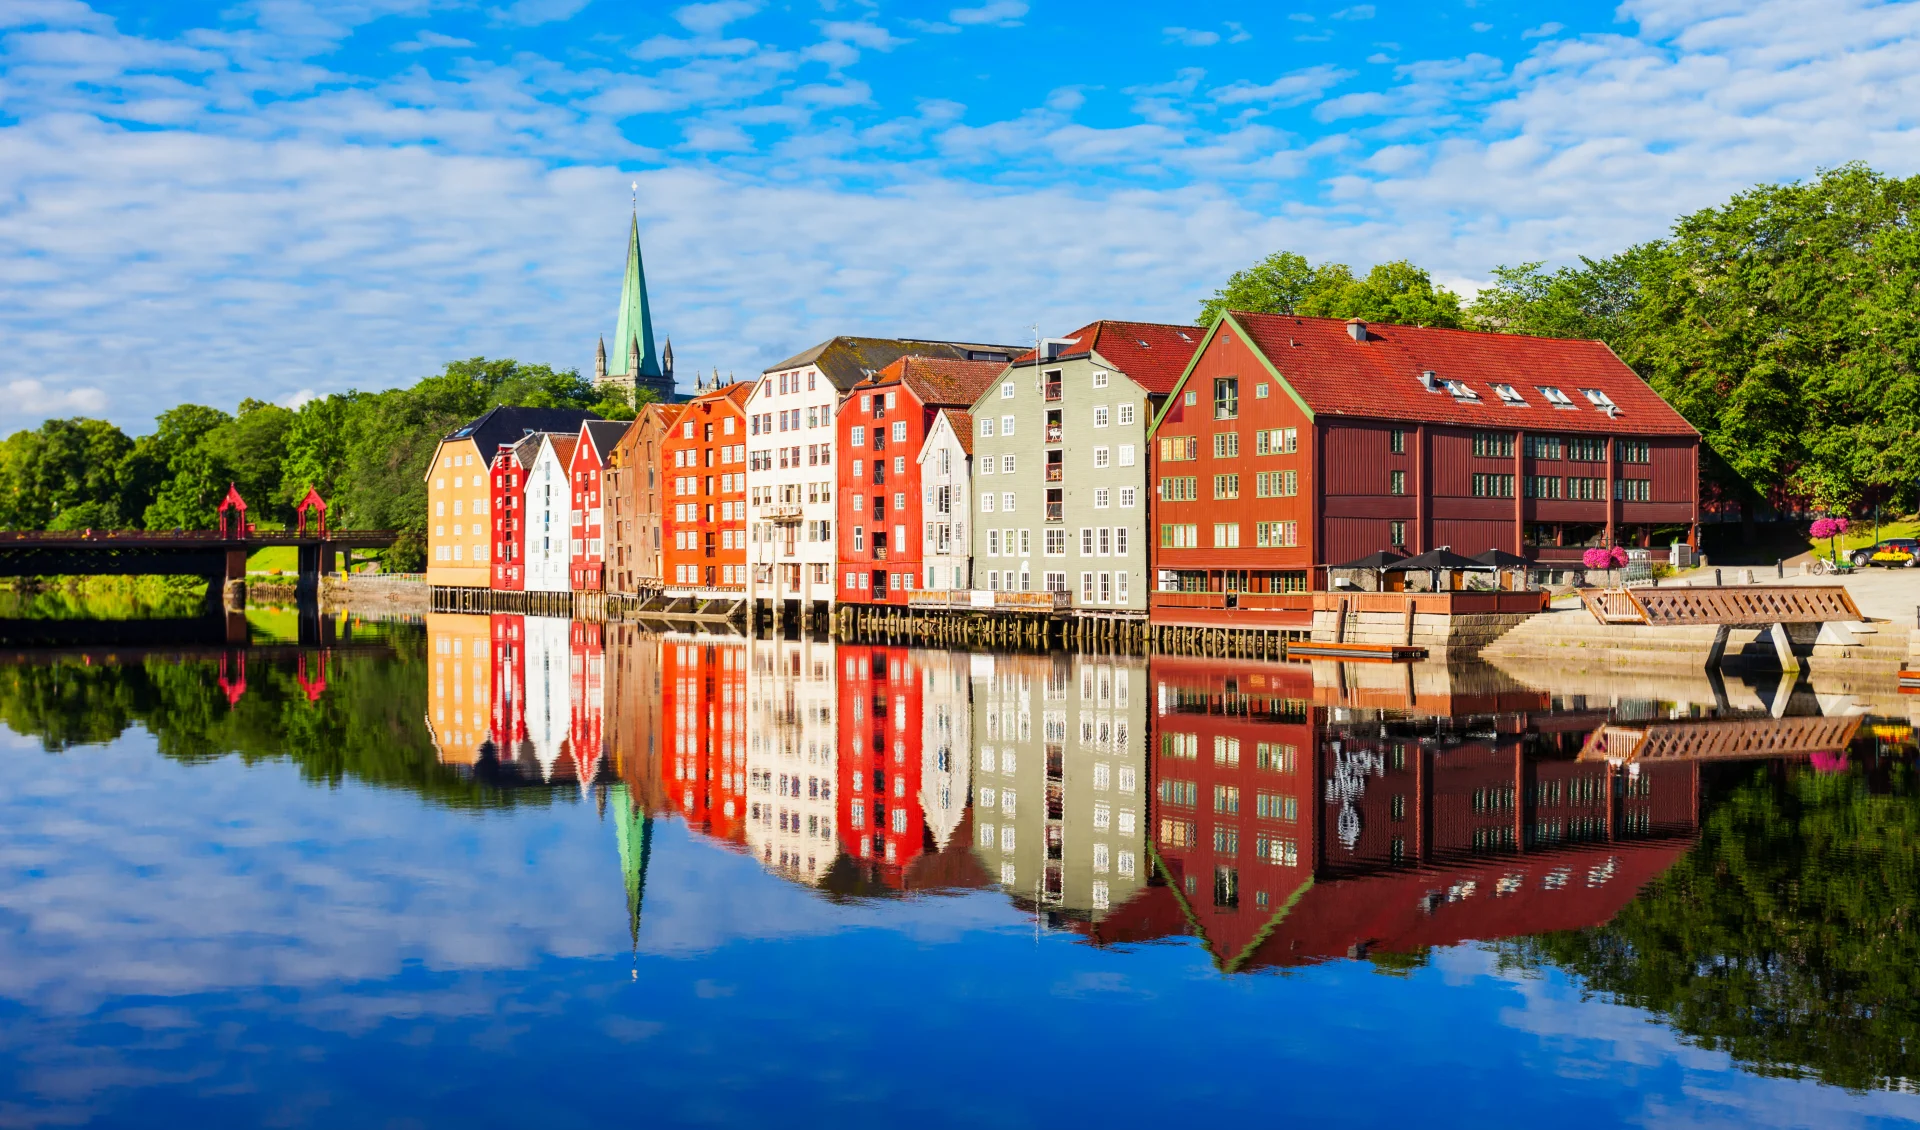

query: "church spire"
xmin=610 ymin=210 xmax=660 ymax=380
xmin=594 ymin=335 xmax=607 ymax=380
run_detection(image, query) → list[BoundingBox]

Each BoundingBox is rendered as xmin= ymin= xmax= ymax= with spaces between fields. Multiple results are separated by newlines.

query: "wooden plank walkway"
xmin=1581 ymin=585 xmax=1861 ymax=627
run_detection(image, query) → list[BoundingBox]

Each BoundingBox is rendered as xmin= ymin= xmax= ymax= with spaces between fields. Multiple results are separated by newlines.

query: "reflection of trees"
xmin=1503 ymin=762 xmax=1920 ymax=1092
xmin=0 ymin=630 xmax=553 ymax=810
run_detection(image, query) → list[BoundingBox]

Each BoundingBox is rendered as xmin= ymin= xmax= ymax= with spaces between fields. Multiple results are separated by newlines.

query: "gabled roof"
xmin=1017 ymin=320 xmax=1205 ymax=394
xmin=544 ymin=432 xmax=578 ymax=467
xmin=763 ymin=336 xmax=1022 ymax=392
xmin=576 ymin=419 xmax=632 ymax=465
xmin=442 ymin=405 xmax=599 ymax=469
xmin=1214 ymin=312 xmax=1697 ymax=437
xmin=855 ymin=356 xmax=1006 ymax=409
xmin=684 ymin=380 xmax=756 ymax=412
xmin=920 ymin=409 xmax=973 ymax=460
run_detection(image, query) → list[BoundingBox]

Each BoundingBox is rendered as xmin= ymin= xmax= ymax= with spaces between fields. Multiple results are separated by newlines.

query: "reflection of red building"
xmin=490 ymin=613 xmax=528 ymax=754
xmin=835 ymin=645 xmax=928 ymax=885
xmin=662 ymin=637 xmax=748 ymax=845
xmin=568 ymin=621 xmax=606 ymax=785
xmin=1126 ymin=655 xmax=1704 ymax=970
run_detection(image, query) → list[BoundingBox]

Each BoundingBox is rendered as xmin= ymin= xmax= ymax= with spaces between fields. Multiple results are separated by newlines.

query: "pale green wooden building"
xmin=965 ymin=321 xmax=1202 ymax=614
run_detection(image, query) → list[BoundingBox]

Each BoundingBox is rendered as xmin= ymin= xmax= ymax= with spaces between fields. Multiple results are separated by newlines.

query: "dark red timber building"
xmin=569 ymin=419 xmax=632 ymax=592
xmin=1118 ymin=655 xmax=1707 ymax=972
xmin=488 ymin=433 xmax=543 ymax=591
xmin=835 ymin=356 xmax=1007 ymax=605
xmin=1147 ymin=313 xmax=1699 ymax=596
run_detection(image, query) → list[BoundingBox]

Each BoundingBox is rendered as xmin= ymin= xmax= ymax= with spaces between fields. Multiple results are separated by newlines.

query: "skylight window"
xmin=1491 ymin=383 xmax=1528 ymax=406
xmin=1443 ymin=379 xmax=1480 ymax=401
xmin=1538 ymin=385 xmax=1576 ymax=408
xmin=1580 ymin=388 xmax=1616 ymax=408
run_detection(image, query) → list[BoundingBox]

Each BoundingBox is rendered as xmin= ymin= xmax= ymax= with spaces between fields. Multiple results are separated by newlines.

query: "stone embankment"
xmin=1480 ymin=605 xmax=1908 ymax=675
xmin=320 ymin=573 xmax=428 ymax=615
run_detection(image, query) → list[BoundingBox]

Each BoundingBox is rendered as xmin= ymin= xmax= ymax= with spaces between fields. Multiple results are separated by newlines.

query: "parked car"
xmin=1850 ymin=537 xmax=1919 ymax=567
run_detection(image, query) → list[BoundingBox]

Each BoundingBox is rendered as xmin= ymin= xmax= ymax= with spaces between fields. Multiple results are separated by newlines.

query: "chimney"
xmin=1418 ymin=370 xmax=1438 ymax=391
xmin=1346 ymin=318 xmax=1368 ymax=342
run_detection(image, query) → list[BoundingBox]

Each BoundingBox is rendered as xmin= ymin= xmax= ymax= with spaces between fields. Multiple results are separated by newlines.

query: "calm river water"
xmin=1 ymin=612 xmax=1917 ymax=1128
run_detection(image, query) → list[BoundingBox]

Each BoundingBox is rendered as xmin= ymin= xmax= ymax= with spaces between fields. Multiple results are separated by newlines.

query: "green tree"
xmin=140 ymin=405 xmax=234 ymax=531
xmin=1200 ymin=253 xmax=1465 ymax=329
xmin=0 ymin=418 xmax=137 ymax=529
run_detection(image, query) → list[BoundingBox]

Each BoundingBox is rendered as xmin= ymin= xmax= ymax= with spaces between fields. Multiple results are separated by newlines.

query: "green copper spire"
xmin=611 ymin=783 xmax=654 ymax=951
xmin=610 ymin=212 xmax=661 ymax=379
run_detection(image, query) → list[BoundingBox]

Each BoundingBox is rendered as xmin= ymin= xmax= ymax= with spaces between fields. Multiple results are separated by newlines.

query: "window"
xmin=1094 ymin=487 xmax=1110 ymax=508
xmin=981 ymin=493 xmax=995 ymax=512
xmin=1045 ymin=528 xmax=1066 ymax=555
xmin=1255 ymin=428 xmax=1297 ymax=455
xmin=1580 ymin=388 xmax=1617 ymax=409
xmin=1213 ymin=432 xmax=1239 ymax=458
xmin=987 ymin=529 xmax=1000 ymax=556
xmin=1390 ymin=470 xmax=1406 ymax=495
xmin=1097 ymin=527 xmax=1111 ymax=555
xmin=1472 ymin=431 xmax=1516 ymax=458
xmin=1389 ymin=520 xmax=1406 ymax=547
xmin=1213 ymin=377 xmax=1239 ymax=419
xmin=1160 ymin=523 xmax=1198 ymax=548
xmin=1118 ymin=444 xmax=1135 ymax=466
xmin=1159 ymin=476 xmax=1198 ymax=501
xmin=1114 ymin=527 xmax=1128 ymax=555
xmin=1615 ymin=478 xmax=1651 ymax=501
xmin=1213 ymin=473 xmax=1239 ymax=500
xmin=1080 ymin=527 xmax=1094 ymax=555
xmin=980 ymin=455 xmax=994 ymax=476
xmin=1019 ymin=529 xmax=1031 ymax=556
xmin=1390 ymin=429 xmax=1407 ymax=454
xmin=1256 ymin=742 xmax=1296 ymax=772
xmin=1092 ymin=370 xmax=1109 ymax=388
xmin=891 ymin=421 xmax=906 ymax=442
xmin=1001 ymin=491 xmax=1014 ymax=512
xmin=1093 ymin=405 xmax=1109 ymax=427
xmin=1525 ymin=434 xmax=1562 ymax=460
xmin=980 ymin=418 xmax=995 ymax=437
xmin=1491 ymin=383 xmax=1528 ymax=405
xmin=1081 ymin=572 xmax=1094 ymax=602
xmin=1567 ymin=436 xmax=1607 ymax=462
xmin=1119 ymin=487 xmax=1137 ymax=508
xmin=1000 ymin=381 xmax=1015 ymax=398
xmin=1214 ymin=784 xmax=1240 ymax=814
xmin=1213 ymin=523 xmax=1239 ymax=548
xmin=1045 ymin=570 xmax=1067 ymax=591
xmin=1525 ymin=475 xmax=1562 ymax=499
xmin=1159 ymin=436 xmax=1198 ymax=462
xmin=1615 ymin=439 xmax=1650 ymax=464
xmin=1567 ymin=476 xmax=1606 ymax=500
xmin=1184 ymin=391 xmax=1196 ymax=406
xmin=1255 ymin=382 xmax=1269 ymax=399
xmin=1256 ymin=836 xmax=1299 ymax=866
xmin=1001 ymin=415 xmax=1015 ymax=435
xmin=1255 ymin=521 xmax=1297 ymax=548
xmin=1001 ymin=454 xmax=1014 ymax=474
xmin=1539 ymin=385 xmax=1576 ymax=407
xmin=1161 ymin=733 xmax=1198 ymax=759
xmin=1118 ymin=403 xmax=1134 ymax=426
xmin=1093 ymin=446 xmax=1109 ymax=468
xmin=851 ymin=425 xmax=865 ymax=447
xmin=1472 ymin=473 xmax=1516 ymax=498
xmin=853 ymin=526 xmax=864 ymax=550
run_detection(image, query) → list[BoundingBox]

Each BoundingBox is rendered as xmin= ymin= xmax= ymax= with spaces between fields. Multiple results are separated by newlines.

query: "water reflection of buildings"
xmin=745 ymin=637 xmax=839 ymax=885
xmin=419 ymin=613 xmax=1882 ymax=971
xmin=970 ymin=653 xmax=1149 ymax=924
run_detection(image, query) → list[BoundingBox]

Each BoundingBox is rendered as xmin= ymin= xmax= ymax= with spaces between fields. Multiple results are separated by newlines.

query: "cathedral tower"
xmin=599 ymin=210 xmax=678 ymax=403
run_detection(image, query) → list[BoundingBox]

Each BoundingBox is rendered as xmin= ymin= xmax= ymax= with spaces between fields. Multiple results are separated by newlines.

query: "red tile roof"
xmin=857 ymin=356 xmax=1007 ymax=408
xmin=938 ymin=409 xmax=973 ymax=457
xmin=1228 ymin=312 xmax=1697 ymax=436
xmin=1015 ymin=320 xmax=1204 ymax=394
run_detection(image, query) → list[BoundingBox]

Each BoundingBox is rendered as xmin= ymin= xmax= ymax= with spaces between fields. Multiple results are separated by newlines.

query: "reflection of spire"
xmin=612 ymin=782 xmax=654 ymax=959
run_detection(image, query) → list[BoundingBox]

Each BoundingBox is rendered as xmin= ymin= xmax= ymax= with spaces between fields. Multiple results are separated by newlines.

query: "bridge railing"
xmin=0 ymin=529 xmax=398 ymax=544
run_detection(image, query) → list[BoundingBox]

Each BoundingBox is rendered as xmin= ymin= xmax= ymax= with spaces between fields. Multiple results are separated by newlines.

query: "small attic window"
xmin=1136 ymin=339 xmax=1150 ymax=348
xmin=1539 ymin=385 xmax=1576 ymax=408
xmin=1443 ymin=379 xmax=1480 ymax=401
xmin=1177 ymin=331 xmax=1194 ymax=342
xmin=1255 ymin=383 xmax=1269 ymax=399
xmin=1491 ymin=383 xmax=1527 ymax=406
xmin=1580 ymin=387 xmax=1616 ymax=408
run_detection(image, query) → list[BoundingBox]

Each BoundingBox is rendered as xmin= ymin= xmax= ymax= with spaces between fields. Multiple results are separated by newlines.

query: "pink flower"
xmin=1810 ymin=751 xmax=1849 ymax=774
xmin=1582 ymin=547 xmax=1615 ymax=570
xmin=1610 ymin=546 xmax=1629 ymax=567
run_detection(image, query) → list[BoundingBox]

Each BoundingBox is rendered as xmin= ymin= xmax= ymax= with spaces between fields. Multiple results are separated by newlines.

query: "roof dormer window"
xmin=1538 ymin=385 xmax=1576 ymax=408
xmin=1492 ymin=383 xmax=1527 ymax=406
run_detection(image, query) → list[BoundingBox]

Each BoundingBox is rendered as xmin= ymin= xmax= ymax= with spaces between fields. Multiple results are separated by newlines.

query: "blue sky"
xmin=1 ymin=0 xmax=1917 ymax=432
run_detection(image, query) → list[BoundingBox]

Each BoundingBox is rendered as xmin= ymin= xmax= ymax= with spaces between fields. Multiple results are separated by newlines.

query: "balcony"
xmin=1046 ymin=424 xmax=1063 ymax=443
xmin=1043 ymin=382 xmax=1061 ymax=402
xmin=763 ymin=504 xmax=803 ymax=523
xmin=907 ymin=590 xmax=1072 ymax=612
xmin=1045 ymin=464 xmax=1062 ymax=483
xmin=1046 ymin=502 xmax=1063 ymax=522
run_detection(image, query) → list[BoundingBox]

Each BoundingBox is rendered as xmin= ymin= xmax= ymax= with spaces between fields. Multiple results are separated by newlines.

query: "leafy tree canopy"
xmin=1199 ymin=253 xmax=1465 ymax=329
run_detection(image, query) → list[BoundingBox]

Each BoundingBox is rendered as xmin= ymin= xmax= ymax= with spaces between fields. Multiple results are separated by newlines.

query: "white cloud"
xmin=673 ymin=0 xmax=760 ymax=36
xmin=4 ymin=379 xmax=108 ymax=416
xmin=817 ymin=20 xmax=905 ymax=51
xmin=1224 ymin=21 xmax=1252 ymax=44
xmin=1472 ymin=21 xmax=1494 ymax=32
xmin=1214 ymin=64 xmax=1354 ymax=107
xmin=948 ymin=1 xmax=1026 ymax=28
xmin=489 ymin=0 xmax=592 ymax=26
xmin=394 ymin=30 xmax=477 ymax=52
xmin=1523 ymin=22 xmax=1565 ymax=39
xmin=280 ymin=387 xmax=319 ymax=409
xmin=1332 ymin=5 xmax=1376 ymax=19
xmin=1166 ymin=27 xmax=1221 ymax=47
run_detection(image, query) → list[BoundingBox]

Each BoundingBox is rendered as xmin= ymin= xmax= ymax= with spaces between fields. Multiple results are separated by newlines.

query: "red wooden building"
xmin=569 ymin=420 xmax=631 ymax=592
xmin=661 ymin=382 xmax=754 ymax=590
xmin=835 ymin=356 xmax=1006 ymax=604
xmin=488 ymin=434 xmax=542 ymax=591
xmin=833 ymin=644 xmax=928 ymax=886
xmin=1147 ymin=313 xmax=1700 ymax=596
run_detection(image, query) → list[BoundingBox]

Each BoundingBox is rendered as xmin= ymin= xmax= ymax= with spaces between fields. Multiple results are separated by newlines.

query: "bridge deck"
xmin=1579 ymin=714 xmax=1863 ymax=762
xmin=1581 ymin=585 xmax=1861 ymax=627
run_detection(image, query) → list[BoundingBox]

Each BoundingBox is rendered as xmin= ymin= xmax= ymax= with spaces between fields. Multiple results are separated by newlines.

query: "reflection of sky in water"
xmin=0 ymin=729 xmax=1914 ymax=1129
